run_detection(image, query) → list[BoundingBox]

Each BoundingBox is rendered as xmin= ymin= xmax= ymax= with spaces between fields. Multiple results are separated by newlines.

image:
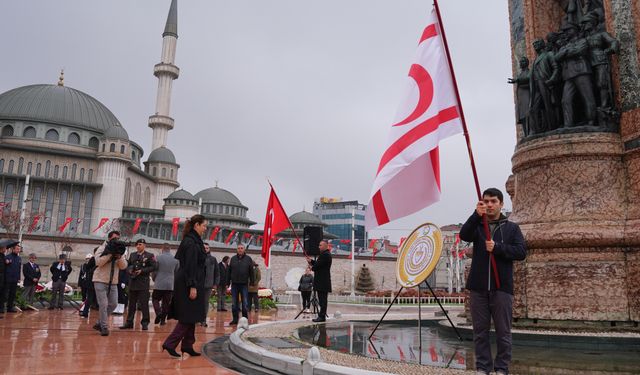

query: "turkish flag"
xmin=28 ymin=215 xmax=41 ymax=233
xmin=292 ymin=239 xmax=299 ymax=253
xmin=93 ymin=217 xmax=110 ymax=233
xmin=171 ymin=218 xmax=180 ymax=237
xmin=209 ymin=226 xmax=220 ymax=241
xmin=132 ymin=218 xmax=143 ymax=234
xmin=365 ymin=9 xmax=462 ymax=230
xmin=224 ymin=230 xmax=236 ymax=245
xmin=261 ymin=185 xmax=294 ymax=268
xmin=58 ymin=217 xmax=73 ymax=233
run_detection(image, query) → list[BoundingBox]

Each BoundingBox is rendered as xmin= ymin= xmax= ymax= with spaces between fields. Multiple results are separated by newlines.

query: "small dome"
xmin=148 ymin=146 xmax=176 ymax=164
xmin=0 ymin=84 xmax=122 ymax=133
xmin=166 ymin=189 xmax=196 ymax=201
xmin=104 ymin=123 xmax=129 ymax=140
xmin=195 ymin=187 xmax=243 ymax=206
xmin=290 ymin=211 xmax=324 ymax=226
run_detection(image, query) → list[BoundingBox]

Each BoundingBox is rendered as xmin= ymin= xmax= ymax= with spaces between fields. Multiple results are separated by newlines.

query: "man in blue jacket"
xmin=460 ymin=188 xmax=526 ymax=375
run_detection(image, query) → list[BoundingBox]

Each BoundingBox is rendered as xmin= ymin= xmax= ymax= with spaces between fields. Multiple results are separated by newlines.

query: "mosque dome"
xmin=166 ymin=189 xmax=196 ymax=201
xmin=195 ymin=186 xmax=243 ymax=206
xmin=0 ymin=84 xmax=122 ymax=133
xmin=104 ymin=123 xmax=129 ymax=140
xmin=147 ymin=146 xmax=176 ymax=164
xmin=289 ymin=211 xmax=324 ymax=226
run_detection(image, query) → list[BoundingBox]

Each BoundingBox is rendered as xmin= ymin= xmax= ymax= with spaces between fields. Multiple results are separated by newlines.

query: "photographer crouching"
xmin=92 ymin=230 xmax=128 ymax=336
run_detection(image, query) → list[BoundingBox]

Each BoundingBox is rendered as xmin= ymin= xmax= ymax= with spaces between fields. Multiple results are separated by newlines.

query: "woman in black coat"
xmin=162 ymin=214 xmax=208 ymax=358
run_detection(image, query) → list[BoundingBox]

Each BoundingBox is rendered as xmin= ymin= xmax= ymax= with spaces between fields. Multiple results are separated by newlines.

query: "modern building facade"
xmin=312 ymin=198 xmax=366 ymax=250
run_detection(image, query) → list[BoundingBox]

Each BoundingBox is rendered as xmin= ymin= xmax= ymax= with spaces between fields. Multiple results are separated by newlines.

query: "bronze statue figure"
xmin=529 ymin=39 xmax=559 ymax=134
xmin=582 ymin=13 xmax=619 ymax=110
xmin=509 ymin=57 xmax=531 ymax=136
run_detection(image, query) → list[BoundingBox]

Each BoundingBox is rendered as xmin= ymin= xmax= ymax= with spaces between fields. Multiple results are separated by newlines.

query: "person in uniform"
xmin=119 ymin=238 xmax=157 ymax=331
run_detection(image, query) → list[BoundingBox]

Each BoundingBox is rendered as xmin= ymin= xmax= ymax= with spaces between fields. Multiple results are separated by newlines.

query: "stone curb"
xmin=228 ymin=318 xmax=396 ymax=375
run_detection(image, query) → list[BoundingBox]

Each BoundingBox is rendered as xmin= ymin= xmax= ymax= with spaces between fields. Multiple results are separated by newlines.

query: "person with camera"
xmin=120 ymin=238 xmax=157 ymax=330
xmin=227 ymin=244 xmax=254 ymax=325
xmin=162 ymin=215 xmax=208 ymax=358
xmin=298 ymin=266 xmax=314 ymax=314
xmin=92 ymin=230 xmax=128 ymax=336
xmin=308 ymin=240 xmax=332 ymax=322
xmin=49 ymin=254 xmax=72 ymax=310
xmin=152 ymin=243 xmax=178 ymax=326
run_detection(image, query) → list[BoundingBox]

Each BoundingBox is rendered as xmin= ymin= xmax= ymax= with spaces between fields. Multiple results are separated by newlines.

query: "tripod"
xmin=294 ymin=289 xmax=321 ymax=320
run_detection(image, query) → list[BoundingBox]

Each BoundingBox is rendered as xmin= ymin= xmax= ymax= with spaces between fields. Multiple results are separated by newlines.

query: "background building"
xmin=312 ymin=197 xmax=366 ymax=252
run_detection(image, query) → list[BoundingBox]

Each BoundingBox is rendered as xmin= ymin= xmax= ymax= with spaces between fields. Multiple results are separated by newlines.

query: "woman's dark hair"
xmin=183 ymin=214 xmax=206 ymax=236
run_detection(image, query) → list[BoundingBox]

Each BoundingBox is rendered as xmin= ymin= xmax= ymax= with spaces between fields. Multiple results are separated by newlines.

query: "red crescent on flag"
xmin=392 ymin=64 xmax=434 ymax=127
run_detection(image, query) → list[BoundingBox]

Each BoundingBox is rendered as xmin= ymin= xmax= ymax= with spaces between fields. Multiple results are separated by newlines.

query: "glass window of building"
xmin=0 ymin=159 xmax=4 ymax=173
xmin=120 ymin=145 xmax=125 ymax=154
xmin=3 ymin=182 xmax=14 ymax=212
xmin=144 ymin=187 xmax=150 ymax=208
xmin=225 ymin=206 xmax=229 ymax=215
xmin=68 ymin=132 xmax=80 ymax=144
xmin=35 ymin=163 xmax=41 ymax=177
xmin=134 ymin=183 xmax=141 ymax=207
xmin=57 ymin=189 xmax=68 ymax=228
xmin=45 ymin=161 xmax=51 ymax=178
xmin=62 ymin=166 xmax=68 ymax=179
xmin=71 ymin=164 xmax=77 ymax=180
xmin=152 ymin=167 xmax=157 ymax=176
xmin=23 ymin=126 xmax=36 ymax=138
xmin=88 ymin=169 xmax=93 ymax=182
xmin=54 ymin=165 xmax=59 ymax=179
xmin=31 ymin=186 xmax=42 ymax=213
xmin=110 ymin=143 xmax=115 ymax=152
xmin=27 ymin=162 xmax=32 ymax=175
xmin=1 ymin=125 xmax=14 ymax=136
xmin=124 ymin=178 xmax=131 ymax=206
xmin=170 ymin=169 xmax=174 ymax=179
xmin=17 ymin=158 xmax=24 ymax=174
xmin=44 ymin=189 xmax=55 ymax=231
xmin=89 ymin=137 xmax=99 ymax=149
xmin=70 ymin=191 xmax=81 ymax=231
xmin=79 ymin=168 xmax=85 ymax=181
xmin=162 ymin=168 xmax=167 ymax=177
xmin=17 ymin=186 xmax=24 ymax=211
xmin=83 ymin=192 xmax=93 ymax=234
xmin=8 ymin=160 xmax=14 ymax=174
xmin=45 ymin=129 xmax=59 ymax=141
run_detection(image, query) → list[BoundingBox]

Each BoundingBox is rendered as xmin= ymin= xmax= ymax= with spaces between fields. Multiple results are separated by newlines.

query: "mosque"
xmin=0 ymin=0 xmax=274 ymax=244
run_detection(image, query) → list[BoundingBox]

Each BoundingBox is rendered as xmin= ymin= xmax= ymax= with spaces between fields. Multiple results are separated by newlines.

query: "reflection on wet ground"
xmin=295 ymin=320 xmax=640 ymax=374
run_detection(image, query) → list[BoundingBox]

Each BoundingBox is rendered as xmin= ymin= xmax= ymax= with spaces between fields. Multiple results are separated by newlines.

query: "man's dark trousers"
xmin=470 ymin=290 xmax=513 ymax=374
xmin=126 ymin=289 xmax=150 ymax=325
xmin=231 ymin=283 xmax=248 ymax=321
xmin=317 ymin=291 xmax=328 ymax=319
xmin=152 ymin=290 xmax=173 ymax=319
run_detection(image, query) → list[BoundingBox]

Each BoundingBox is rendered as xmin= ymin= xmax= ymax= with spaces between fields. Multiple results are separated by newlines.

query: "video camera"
xmin=103 ymin=239 xmax=131 ymax=256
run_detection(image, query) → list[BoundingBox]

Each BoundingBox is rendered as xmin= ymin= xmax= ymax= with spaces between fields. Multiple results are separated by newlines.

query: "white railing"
xmin=274 ymin=292 xmax=465 ymax=306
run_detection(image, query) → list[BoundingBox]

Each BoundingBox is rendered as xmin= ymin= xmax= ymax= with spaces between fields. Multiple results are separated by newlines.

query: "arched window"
xmin=79 ymin=168 xmax=85 ymax=181
xmin=134 ymin=183 xmax=142 ymax=207
xmin=53 ymin=165 xmax=59 ymax=179
xmin=17 ymin=157 xmax=24 ymax=174
xmin=45 ymin=129 xmax=59 ymax=141
xmin=3 ymin=182 xmax=15 ymax=212
xmin=62 ymin=166 xmax=68 ymax=179
xmin=23 ymin=126 xmax=36 ymax=138
xmin=120 ymin=145 xmax=125 ymax=154
xmin=170 ymin=169 xmax=174 ymax=179
xmin=162 ymin=168 xmax=167 ymax=177
xmin=110 ymin=143 xmax=115 ymax=152
xmin=71 ymin=164 xmax=77 ymax=180
xmin=70 ymin=191 xmax=81 ymax=232
xmin=35 ymin=163 xmax=41 ymax=177
xmin=7 ymin=160 xmax=13 ymax=174
xmin=124 ymin=178 xmax=131 ymax=206
xmin=83 ymin=192 xmax=93 ymax=234
xmin=1 ymin=125 xmax=14 ymax=137
xmin=152 ymin=167 xmax=157 ymax=176
xmin=57 ymin=189 xmax=68 ymax=229
xmin=88 ymin=169 xmax=93 ymax=182
xmin=68 ymin=132 xmax=80 ymax=144
xmin=0 ymin=159 xmax=4 ymax=173
xmin=143 ymin=187 xmax=150 ymax=208
xmin=27 ymin=162 xmax=32 ymax=175
xmin=43 ymin=188 xmax=55 ymax=231
xmin=45 ymin=161 xmax=51 ymax=178
xmin=31 ymin=186 xmax=42 ymax=214
xmin=132 ymin=151 xmax=136 ymax=161
xmin=89 ymin=137 xmax=99 ymax=149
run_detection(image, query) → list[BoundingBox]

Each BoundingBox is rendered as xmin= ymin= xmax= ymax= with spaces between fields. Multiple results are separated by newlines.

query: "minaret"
xmin=149 ymin=0 xmax=179 ymax=150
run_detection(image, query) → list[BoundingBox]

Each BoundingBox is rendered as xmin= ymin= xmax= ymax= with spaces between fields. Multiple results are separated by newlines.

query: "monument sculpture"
xmin=506 ymin=0 xmax=640 ymax=328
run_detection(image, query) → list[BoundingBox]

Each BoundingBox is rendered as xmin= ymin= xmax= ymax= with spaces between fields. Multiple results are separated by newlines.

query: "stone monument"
xmin=507 ymin=0 xmax=640 ymax=327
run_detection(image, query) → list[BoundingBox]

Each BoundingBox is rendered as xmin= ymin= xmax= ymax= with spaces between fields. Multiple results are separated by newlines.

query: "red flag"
xmin=340 ymin=239 xmax=351 ymax=244
xmin=171 ymin=218 xmax=180 ymax=237
xmin=454 ymin=233 xmax=460 ymax=245
xmin=347 ymin=251 xmax=352 ymax=260
xmin=132 ymin=218 xmax=143 ymax=234
xmin=261 ymin=185 xmax=294 ymax=268
xmin=368 ymin=238 xmax=377 ymax=249
xmin=225 ymin=230 xmax=236 ymax=245
xmin=397 ymin=346 xmax=406 ymax=361
xmin=399 ymin=237 xmax=407 ymax=247
xmin=58 ymin=217 xmax=73 ymax=233
xmin=243 ymin=233 xmax=251 ymax=239
xmin=429 ymin=345 xmax=438 ymax=362
xmin=93 ymin=217 xmax=109 ymax=233
xmin=209 ymin=226 xmax=220 ymax=241
xmin=292 ymin=239 xmax=299 ymax=253
xmin=365 ymin=9 xmax=463 ymax=230
xmin=28 ymin=215 xmax=41 ymax=233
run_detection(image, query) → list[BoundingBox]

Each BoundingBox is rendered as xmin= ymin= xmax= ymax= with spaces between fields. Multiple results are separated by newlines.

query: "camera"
xmin=104 ymin=239 xmax=130 ymax=256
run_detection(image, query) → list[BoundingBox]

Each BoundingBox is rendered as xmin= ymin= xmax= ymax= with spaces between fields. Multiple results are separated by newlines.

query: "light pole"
xmin=350 ymin=207 xmax=355 ymax=297
xmin=17 ymin=175 xmax=30 ymax=244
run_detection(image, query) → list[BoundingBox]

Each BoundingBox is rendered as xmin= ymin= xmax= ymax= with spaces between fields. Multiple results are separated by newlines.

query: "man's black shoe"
xmin=221 ymin=308 xmax=228 ymax=311
xmin=119 ymin=323 xmax=134 ymax=329
xmin=100 ymin=327 xmax=109 ymax=336
xmin=92 ymin=323 xmax=101 ymax=331
xmin=141 ymin=324 xmax=149 ymax=331
xmin=312 ymin=317 xmax=326 ymax=323
xmin=229 ymin=320 xmax=238 ymax=325
xmin=154 ymin=316 xmax=161 ymax=324
xmin=160 ymin=317 xmax=166 ymax=326
xmin=79 ymin=313 xmax=88 ymax=318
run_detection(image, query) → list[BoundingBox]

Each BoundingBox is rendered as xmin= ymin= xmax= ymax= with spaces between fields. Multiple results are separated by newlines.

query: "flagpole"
xmin=350 ymin=207 xmax=355 ymax=297
xmin=433 ymin=0 xmax=500 ymax=288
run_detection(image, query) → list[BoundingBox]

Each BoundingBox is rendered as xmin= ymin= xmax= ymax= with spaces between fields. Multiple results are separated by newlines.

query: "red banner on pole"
xmin=292 ymin=239 xmax=299 ymax=253
xmin=93 ymin=217 xmax=110 ymax=233
xmin=209 ymin=226 xmax=220 ymax=241
xmin=58 ymin=217 xmax=73 ymax=233
xmin=132 ymin=218 xmax=143 ymax=234
xmin=224 ymin=230 xmax=236 ymax=245
xmin=171 ymin=218 xmax=180 ymax=237
xmin=261 ymin=184 xmax=294 ymax=268
xmin=28 ymin=215 xmax=40 ymax=233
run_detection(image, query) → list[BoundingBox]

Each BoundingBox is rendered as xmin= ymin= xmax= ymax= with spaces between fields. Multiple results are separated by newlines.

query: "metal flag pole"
xmin=18 ymin=175 xmax=31 ymax=244
xmin=418 ymin=284 xmax=423 ymax=365
xmin=350 ymin=207 xmax=355 ymax=297
xmin=433 ymin=0 xmax=500 ymax=288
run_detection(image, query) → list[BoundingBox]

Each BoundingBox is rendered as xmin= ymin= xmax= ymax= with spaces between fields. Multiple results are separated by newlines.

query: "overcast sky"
xmin=1 ymin=1 xmax=516 ymax=241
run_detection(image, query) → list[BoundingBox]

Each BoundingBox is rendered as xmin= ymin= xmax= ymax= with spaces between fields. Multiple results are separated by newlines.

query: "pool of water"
xmin=295 ymin=320 xmax=640 ymax=374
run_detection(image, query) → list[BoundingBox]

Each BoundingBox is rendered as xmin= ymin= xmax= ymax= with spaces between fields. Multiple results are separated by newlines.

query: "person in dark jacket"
xmin=298 ymin=266 xmax=314 ymax=313
xmin=79 ymin=248 xmax=97 ymax=318
xmin=49 ymin=254 xmax=72 ymax=310
xmin=120 ymin=238 xmax=157 ymax=330
xmin=200 ymin=242 xmax=219 ymax=327
xmin=22 ymin=253 xmax=41 ymax=306
xmin=459 ymin=188 xmax=526 ymax=375
xmin=216 ymin=256 xmax=230 ymax=311
xmin=77 ymin=254 xmax=92 ymax=303
xmin=227 ymin=244 xmax=254 ymax=325
xmin=162 ymin=214 xmax=208 ymax=358
xmin=247 ymin=262 xmax=261 ymax=312
xmin=0 ymin=243 xmax=6 ymax=317
xmin=0 ymin=240 xmax=20 ymax=313
xmin=308 ymin=240 xmax=332 ymax=322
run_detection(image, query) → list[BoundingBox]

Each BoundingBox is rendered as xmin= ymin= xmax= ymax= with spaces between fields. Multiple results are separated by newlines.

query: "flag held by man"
xmin=261 ymin=184 xmax=294 ymax=268
xmin=365 ymin=10 xmax=463 ymax=230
